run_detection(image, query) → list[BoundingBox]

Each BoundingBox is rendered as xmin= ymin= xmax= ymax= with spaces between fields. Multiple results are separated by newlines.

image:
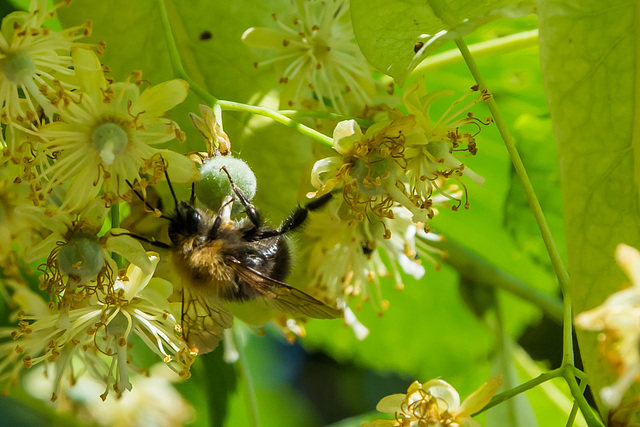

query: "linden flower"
xmin=189 ymin=104 xmax=231 ymax=156
xmin=0 ymin=157 xmax=35 ymax=276
xmin=1 ymin=253 xmax=193 ymax=401
xmin=242 ymin=0 xmax=375 ymax=113
xmin=19 ymin=201 xmax=150 ymax=305
xmin=402 ymin=80 xmax=490 ymax=211
xmin=30 ymin=48 xmax=198 ymax=211
xmin=575 ymin=244 xmax=640 ymax=409
xmin=311 ymin=117 xmax=436 ymax=228
xmin=364 ymin=376 xmax=502 ymax=427
xmin=300 ymin=203 xmax=445 ymax=338
xmin=23 ymin=363 xmax=194 ymax=427
xmin=0 ymin=0 xmax=93 ymax=137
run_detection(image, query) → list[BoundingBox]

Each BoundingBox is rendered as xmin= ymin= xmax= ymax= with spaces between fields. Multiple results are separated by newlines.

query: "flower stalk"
xmin=454 ymin=37 xmax=602 ymax=426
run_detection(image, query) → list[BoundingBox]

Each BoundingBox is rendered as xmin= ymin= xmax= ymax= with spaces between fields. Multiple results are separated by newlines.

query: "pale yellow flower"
xmin=28 ymin=48 xmax=198 ymax=210
xmin=575 ymin=244 xmax=640 ymax=408
xmin=0 ymin=0 xmax=93 ymax=141
xmin=0 ymin=157 xmax=35 ymax=275
xmin=364 ymin=376 xmax=502 ymax=427
xmin=311 ymin=116 xmax=428 ymax=227
xmin=242 ymin=0 xmax=375 ymax=113
xmin=402 ymin=80 xmax=490 ymax=211
xmin=18 ymin=201 xmax=150 ymax=301
xmin=23 ymin=363 xmax=194 ymax=427
xmin=310 ymin=82 xmax=489 ymax=230
xmin=299 ymin=202 xmax=445 ymax=338
xmin=1 ymin=253 xmax=192 ymax=400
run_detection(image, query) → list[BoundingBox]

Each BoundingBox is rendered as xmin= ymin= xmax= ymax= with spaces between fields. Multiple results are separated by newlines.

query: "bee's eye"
xmin=168 ymin=203 xmax=202 ymax=244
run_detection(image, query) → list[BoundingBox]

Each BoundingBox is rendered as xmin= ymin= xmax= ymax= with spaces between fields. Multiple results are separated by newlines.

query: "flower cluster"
xmin=1 ymin=253 xmax=193 ymax=401
xmin=295 ymin=80 xmax=489 ymax=333
xmin=575 ymin=244 xmax=640 ymax=409
xmin=310 ymin=80 xmax=489 ymax=231
xmin=242 ymin=0 xmax=378 ymax=114
xmin=364 ymin=376 xmax=502 ymax=427
xmin=0 ymin=0 xmax=95 ymax=132
xmin=0 ymin=1 xmax=198 ymax=403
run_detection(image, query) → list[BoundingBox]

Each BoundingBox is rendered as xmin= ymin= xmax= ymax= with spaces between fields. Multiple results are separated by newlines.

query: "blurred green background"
xmin=0 ymin=1 xmax=583 ymax=426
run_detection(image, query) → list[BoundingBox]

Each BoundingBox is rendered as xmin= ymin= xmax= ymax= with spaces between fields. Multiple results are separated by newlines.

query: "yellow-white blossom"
xmin=26 ymin=48 xmax=198 ymax=210
xmin=242 ymin=0 xmax=376 ymax=114
xmin=310 ymin=83 xmax=489 ymax=231
xmin=575 ymin=244 xmax=640 ymax=408
xmin=364 ymin=375 xmax=502 ymax=427
xmin=0 ymin=0 xmax=93 ymax=141
xmin=0 ymin=253 xmax=193 ymax=401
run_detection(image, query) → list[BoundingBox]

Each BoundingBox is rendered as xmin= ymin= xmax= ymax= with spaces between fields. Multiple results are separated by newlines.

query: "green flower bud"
xmin=351 ymin=154 xmax=396 ymax=197
xmin=57 ymin=235 xmax=104 ymax=281
xmin=195 ymin=156 xmax=257 ymax=215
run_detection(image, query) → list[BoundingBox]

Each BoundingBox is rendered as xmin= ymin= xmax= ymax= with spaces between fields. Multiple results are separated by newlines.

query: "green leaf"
xmin=350 ymin=0 xmax=535 ymax=85
xmin=538 ymin=0 xmax=639 ymax=414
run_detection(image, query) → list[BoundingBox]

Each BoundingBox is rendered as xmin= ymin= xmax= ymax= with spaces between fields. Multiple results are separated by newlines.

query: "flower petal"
xmin=375 ymin=393 xmax=406 ymax=413
xmin=120 ymin=252 xmax=159 ymax=300
xmin=72 ymin=48 xmax=106 ymax=101
xmin=423 ymin=379 xmax=461 ymax=411
xmin=241 ymin=27 xmax=289 ymax=50
xmin=311 ymin=156 xmax=342 ymax=189
xmin=617 ymin=244 xmax=640 ymax=289
xmin=333 ymin=120 xmax=362 ymax=155
xmin=106 ymin=230 xmax=153 ymax=276
xmin=131 ymin=79 xmax=189 ymax=117
xmin=161 ymin=149 xmax=200 ymax=183
xmin=455 ymin=374 xmax=502 ymax=417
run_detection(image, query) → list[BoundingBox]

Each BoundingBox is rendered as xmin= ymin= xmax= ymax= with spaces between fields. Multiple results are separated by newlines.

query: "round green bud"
xmin=426 ymin=140 xmax=450 ymax=159
xmin=3 ymin=51 xmax=35 ymax=84
xmin=92 ymin=122 xmax=129 ymax=165
xmin=57 ymin=235 xmax=104 ymax=281
xmin=351 ymin=154 xmax=396 ymax=197
xmin=195 ymin=156 xmax=257 ymax=215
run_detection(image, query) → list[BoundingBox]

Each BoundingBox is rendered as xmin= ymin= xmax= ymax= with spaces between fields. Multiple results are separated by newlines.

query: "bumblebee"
xmin=129 ymin=168 xmax=340 ymax=355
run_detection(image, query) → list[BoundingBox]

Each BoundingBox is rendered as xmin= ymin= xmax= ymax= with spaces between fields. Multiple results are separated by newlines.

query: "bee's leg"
xmin=110 ymin=232 xmax=173 ymax=249
xmin=252 ymin=193 xmax=332 ymax=240
xmin=220 ymin=166 xmax=262 ymax=228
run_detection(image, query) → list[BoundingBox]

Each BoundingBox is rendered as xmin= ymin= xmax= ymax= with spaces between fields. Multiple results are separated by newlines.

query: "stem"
xmin=411 ymin=30 xmax=539 ymax=77
xmin=565 ymin=380 xmax=587 ymax=427
xmin=430 ymin=237 xmax=564 ymax=322
xmin=219 ymin=100 xmax=333 ymax=148
xmin=278 ymin=109 xmax=375 ymax=128
xmin=454 ymin=38 xmax=574 ymax=366
xmin=562 ymin=369 xmax=605 ymax=427
xmin=155 ymin=0 xmax=333 ymax=148
xmin=110 ymin=203 xmax=124 ymax=269
xmin=476 ymin=367 xmax=564 ymax=414
xmin=156 ymin=0 xmax=218 ymax=106
xmin=233 ymin=326 xmax=261 ymax=427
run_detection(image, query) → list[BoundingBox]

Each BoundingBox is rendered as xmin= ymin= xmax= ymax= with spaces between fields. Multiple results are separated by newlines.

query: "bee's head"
xmin=168 ymin=202 xmax=203 ymax=245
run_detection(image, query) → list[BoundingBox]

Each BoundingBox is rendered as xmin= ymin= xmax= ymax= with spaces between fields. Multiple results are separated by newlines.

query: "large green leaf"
xmin=538 ymin=0 xmax=639 ymax=416
xmin=350 ymin=0 xmax=535 ymax=85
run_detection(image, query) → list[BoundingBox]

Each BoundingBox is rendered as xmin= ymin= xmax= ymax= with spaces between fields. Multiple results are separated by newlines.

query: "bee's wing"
xmin=226 ymin=257 xmax=342 ymax=319
xmin=181 ymin=285 xmax=234 ymax=355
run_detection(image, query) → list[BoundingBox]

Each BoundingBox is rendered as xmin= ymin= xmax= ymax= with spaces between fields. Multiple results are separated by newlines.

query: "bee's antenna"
xmin=164 ymin=169 xmax=179 ymax=209
xmin=190 ymin=182 xmax=196 ymax=205
xmin=126 ymin=180 xmax=172 ymax=220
